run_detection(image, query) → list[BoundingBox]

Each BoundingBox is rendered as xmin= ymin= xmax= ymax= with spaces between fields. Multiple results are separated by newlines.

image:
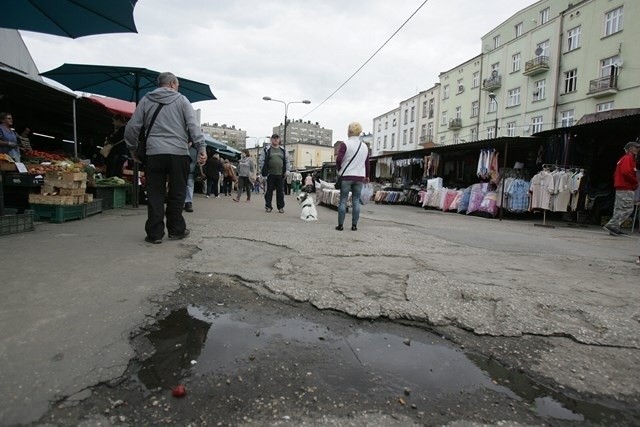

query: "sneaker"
xmin=265 ymin=207 xmax=273 ymax=212
xmin=168 ymin=229 xmax=190 ymax=240
xmin=215 ymin=195 xmax=220 ymax=199
xmin=232 ymin=198 xmax=239 ymax=202
xmin=603 ymin=224 xmax=621 ymax=236
xmin=206 ymin=195 xmax=210 ymax=198
xmin=184 ymin=202 xmax=193 ymax=212
xmin=145 ymin=236 xmax=162 ymax=244
xmin=335 ymin=225 xmax=343 ymax=231
xmin=278 ymin=208 xmax=284 ymax=213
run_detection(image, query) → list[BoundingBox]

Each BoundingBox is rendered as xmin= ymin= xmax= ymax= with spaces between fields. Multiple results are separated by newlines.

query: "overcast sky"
xmin=21 ymin=0 xmax=536 ymax=146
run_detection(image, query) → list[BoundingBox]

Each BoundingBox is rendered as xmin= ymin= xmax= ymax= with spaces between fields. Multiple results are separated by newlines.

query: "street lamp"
xmin=262 ymin=96 xmax=311 ymax=150
xmin=488 ymin=92 xmax=499 ymax=139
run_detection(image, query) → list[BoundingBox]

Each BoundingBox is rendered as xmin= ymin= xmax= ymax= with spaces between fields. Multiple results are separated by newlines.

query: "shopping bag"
xmin=360 ymin=183 xmax=374 ymax=205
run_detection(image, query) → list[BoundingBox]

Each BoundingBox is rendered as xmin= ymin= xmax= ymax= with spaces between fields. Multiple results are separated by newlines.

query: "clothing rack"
xmin=533 ymin=165 xmax=586 ymax=228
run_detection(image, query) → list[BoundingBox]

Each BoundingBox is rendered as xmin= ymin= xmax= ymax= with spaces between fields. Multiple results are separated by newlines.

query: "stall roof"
xmin=536 ymin=109 xmax=640 ymax=137
xmin=85 ymin=95 xmax=135 ymax=117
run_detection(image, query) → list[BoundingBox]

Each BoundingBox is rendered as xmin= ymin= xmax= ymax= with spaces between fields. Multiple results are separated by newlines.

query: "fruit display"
xmin=0 ymin=153 xmax=15 ymax=163
xmin=26 ymin=161 xmax=89 ymax=175
xmin=23 ymin=150 xmax=68 ymax=162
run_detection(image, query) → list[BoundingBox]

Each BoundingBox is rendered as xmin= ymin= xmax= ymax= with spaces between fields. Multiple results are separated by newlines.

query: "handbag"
xmin=99 ymin=139 xmax=123 ymax=158
xmin=335 ymin=141 xmax=362 ymax=191
xmin=136 ymin=103 xmax=164 ymax=164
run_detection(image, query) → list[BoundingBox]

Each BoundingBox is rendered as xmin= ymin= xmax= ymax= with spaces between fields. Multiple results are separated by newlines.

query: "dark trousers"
xmin=206 ymin=178 xmax=219 ymax=196
xmin=145 ymin=154 xmax=189 ymax=240
xmin=223 ymin=177 xmax=233 ymax=195
xmin=264 ymin=175 xmax=285 ymax=209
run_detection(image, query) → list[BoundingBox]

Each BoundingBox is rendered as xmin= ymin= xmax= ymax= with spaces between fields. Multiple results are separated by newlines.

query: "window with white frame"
xmin=443 ymin=84 xmax=450 ymax=99
xmin=537 ymin=40 xmax=550 ymax=57
xmin=508 ymin=88 xmax=521 ymax=107
xmin=493 ymin=35 xmax=501 ymax=49
xmin=488 ymin=97 xmax=497 ymax=113
xmin=428 ymin=99 xmax=434 ymax=118
xmin=385 ymin=121 xmax=388 ymax=129
xmin=601 ymin=56 xmax=619 ymax=77
xmin=422 ymin=101 xmax=427 ymax=117
xmin=491 ymin=63 xmax=500 ymax=73
xmin=507 ymin=122 xmax=516 ymax=137
xmin=560 ymin=110 xmax=574 ymax=127
xmin=391 ymin=133 xmax=395 ymax=148
xmin=377 ymin=137 xmax=381 ymax=149
xmin=540 ymin=7 xmax=550 ymax=25
xmin=453 ymin=133 xmax=459 ymax=144
xmin=404 ymin=109 xmax=408 ymax=124
xmin=427 ymin=123 xmax=433 ymax=138
xmin=403 ymin=129 xmax=408 ymax=145
xmin=533 ymin=79 xmax=546 ymax=100
xmin=421 ymin=124 xmax=426 ymax=136
xmin=531 ymin=116 xmax=543 ymax=133
xmin=470 ymin=128 xmax=478 ymax=142
xmin=567 ymin=26 xmax=581 ymax=51
xmin=472 ymin=72 xmax=479 ymax=88
xmin=410 ymin=106 xmax=415 ymax=122
xmin=471 ymin=101 xmax=479 ymax=117
xmin=441 ymin=111 xmax=448 ymax=126
xmin=455 ymin=106 xmax=462 ymax=119
xmin=377 ymin=123 xmax=381 ymax=132
xmin=515 ymin=22 xmax=523 ymax=38
xmin=392 ymin=118 xmax=397 ymax=126
xmin=382 ymin=136 xmax=386 ymax=149
xmin=487 ymin=126 xmax=496 ymax=139
xmin=604 ymin=6 xmax=623 ymax=37
xmin=440 ymin=135 xmax=446 ymax=145
xmin=512 ymin=53 xmax=521 ymax=72
xmin=564 ymin=69 xmax=578 ymax=93
xmin=596 ymin=101 xmax=614 ymax=112
xmin=457 ymin=79 xmax=464 ymax=93
xmin=409 ymin=128 xmax=414 ymax=143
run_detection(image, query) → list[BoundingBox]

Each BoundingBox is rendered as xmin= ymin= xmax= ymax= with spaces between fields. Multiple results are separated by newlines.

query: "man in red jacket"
xmin=604 ymin=141 xmax=639 ymax=235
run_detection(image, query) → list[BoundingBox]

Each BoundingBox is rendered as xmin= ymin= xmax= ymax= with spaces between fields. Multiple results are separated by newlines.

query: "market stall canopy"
xmin=85 ymin=95 xmax=135 ymax=118
xmin=0 ymin=0 xmax=138 ymax=39
xmin=41 ymin=63 xmax=217 ymax=103
xmin=204 ymin=135 xmax=241 ymax=160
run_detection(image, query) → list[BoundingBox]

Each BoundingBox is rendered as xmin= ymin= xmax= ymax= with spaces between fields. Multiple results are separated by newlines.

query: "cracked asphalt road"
xmin=1 ymin=193 xmax=639 ymax=425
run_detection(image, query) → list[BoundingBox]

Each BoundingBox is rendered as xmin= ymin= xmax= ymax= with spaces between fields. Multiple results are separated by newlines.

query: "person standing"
xmin=233 ymin=149 xmax=255 ymax=202
xmin=285 ymin=169 xmax=293 ymax=195
xmin=0 ymin=112 xmax=20 ymax=162
xmin=204 ymin=152 xmax=223 ymax=198
xmin=292 ymin=170 xmax=302 ymax=194
xmin=184 ymin=141 xmax=198 ymax=212
xmin=124 ymin=72 xmax=206 ymax=244
xmin=259 ymin=134 xmax=291 ymax=213
xmin=603 ymin=141 xmax=639 ymax=236
xmin=104 ymin=114 xmax=128 ymax=178
xmin=335 ymin=122 xmax=370 ymax=231
xmin=222 ymin=159 xmax=236 ymax=196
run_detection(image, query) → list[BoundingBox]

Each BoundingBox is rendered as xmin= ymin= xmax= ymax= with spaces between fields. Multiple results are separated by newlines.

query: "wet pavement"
xmin=1 ymin=192 xmax=640 ymax=425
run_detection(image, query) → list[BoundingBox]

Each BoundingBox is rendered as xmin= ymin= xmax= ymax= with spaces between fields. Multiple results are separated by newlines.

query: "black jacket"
xmin=204 ymin=157 xmax=224 ymax=179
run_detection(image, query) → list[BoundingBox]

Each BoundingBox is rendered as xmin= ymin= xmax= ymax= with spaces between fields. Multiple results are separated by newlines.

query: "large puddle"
xmin=138 ymin=305 xmax=628 ymax=424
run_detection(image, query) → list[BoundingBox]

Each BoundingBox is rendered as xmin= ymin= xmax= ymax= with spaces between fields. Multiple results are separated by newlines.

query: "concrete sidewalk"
xmin=1 ymin=191 xmax=639 ymax=424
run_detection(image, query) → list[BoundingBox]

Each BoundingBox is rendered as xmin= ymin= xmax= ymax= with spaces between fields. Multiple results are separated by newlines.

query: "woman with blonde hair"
xmin=335 ymin=121 xmax=370 ymax=231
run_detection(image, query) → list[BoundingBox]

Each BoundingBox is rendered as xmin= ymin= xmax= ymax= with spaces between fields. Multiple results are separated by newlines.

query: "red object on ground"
xmin=171 ymin=384 xmax=187 ymax=397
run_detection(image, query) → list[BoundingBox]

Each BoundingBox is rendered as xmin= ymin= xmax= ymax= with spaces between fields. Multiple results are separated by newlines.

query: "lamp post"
xmin=262 ymin=96 xmax=311 ymax=151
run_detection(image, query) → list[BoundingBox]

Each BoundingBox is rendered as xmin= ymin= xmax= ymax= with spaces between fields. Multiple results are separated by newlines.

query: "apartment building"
xmin=372 ymin=107 xmax=399 ymax=157
xmin=417 ymin=84 xmax=440 ymax=147
xmin=201 ymin=123 xmax=247 ymax=149
xmin=272 ymin=120 xmax=333 ymax=146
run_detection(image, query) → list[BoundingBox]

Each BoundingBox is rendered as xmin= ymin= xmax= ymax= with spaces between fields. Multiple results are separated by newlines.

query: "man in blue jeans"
xmin=258 ymin=134 xmax=291 ymax=213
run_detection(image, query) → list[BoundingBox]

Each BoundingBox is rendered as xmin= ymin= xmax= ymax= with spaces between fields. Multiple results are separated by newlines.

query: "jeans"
xmin=145 ymin=154 xmax=189 ymax=240
xmin=264 ymin=175 xmax=285 ymax=209
xmin=236 ymin=176 xmax=252 ymax=200
xmin=223 ymin=177 xmax=233 ymax=195
xmin=185 ymin=175 xmax=194 ymax=203
xmin=206 ymin=178 xmax=219 ymax=196
xmin=338 ymin=180 xmax=363 ymax=227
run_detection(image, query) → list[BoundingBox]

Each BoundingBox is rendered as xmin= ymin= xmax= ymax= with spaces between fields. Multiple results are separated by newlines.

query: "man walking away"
xmin=125 ymin=72 xmax=206 ymax=244
xmin=259 ymin=134 xmax=291 ymax=213
xmin=604 ymin=141 xmax=639 ymax=236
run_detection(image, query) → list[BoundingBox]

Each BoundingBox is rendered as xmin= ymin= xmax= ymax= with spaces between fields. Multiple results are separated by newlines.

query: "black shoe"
xmin=184 ymin=202 xmax=193 ymax=212
xmin=145 ymin=236 xmax=162 ymax=244
xmin=603 ymin=225 xmax=621 ymax=236
xmin=265 ymin=207 xmax=273 ymax=212
xmin=351 ymin=225 xmax=357 ymax=231
xmin=168 ymin=229 xmax=190 ymax=240
xmin=335 ymin=225 xmax=343 ymax=231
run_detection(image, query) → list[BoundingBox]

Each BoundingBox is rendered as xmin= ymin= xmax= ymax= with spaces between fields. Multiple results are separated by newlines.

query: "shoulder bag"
xmin=136 ymin=103 xmax=164 ymax=164
xmin=99 ymin=138 xmax=124 ymax=158
xmin=334 ymin=142 xmax=362 ymax=191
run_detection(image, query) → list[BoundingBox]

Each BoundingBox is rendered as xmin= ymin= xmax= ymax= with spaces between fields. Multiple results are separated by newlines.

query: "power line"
xmin=302 ymin=0 xmax=430 ymax=119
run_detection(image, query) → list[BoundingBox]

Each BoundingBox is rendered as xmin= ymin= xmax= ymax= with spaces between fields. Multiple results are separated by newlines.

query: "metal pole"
xmin=72 ymin=98 xmax=78 ymax=159
xmin=499 ymin=140 xmax=508 ymax=221
xmin=132 ymin=73 xmax=141 ymax=208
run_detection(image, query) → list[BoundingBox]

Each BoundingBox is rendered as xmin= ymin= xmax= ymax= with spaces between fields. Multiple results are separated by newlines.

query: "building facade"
xmin=372 ymin=107 xmax=399 ymax=157
xmin=272 ymin=120 xmax=333 ymax=146
xmin=201 ymin=123 xmax=247 ymax=149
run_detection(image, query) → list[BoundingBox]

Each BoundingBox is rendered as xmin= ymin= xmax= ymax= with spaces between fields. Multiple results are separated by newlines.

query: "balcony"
xmin=420 ymin=134 xmax=434 ymax=144
xmin=482 ymin=75 xmax=501 ymax=91
xmin=587 ymin=75 xmax=618 ymax=98
xmin=523 ymin=56 xmax=549 ymax=76
xmin=448 ymin=118 xmax=462 ymax=130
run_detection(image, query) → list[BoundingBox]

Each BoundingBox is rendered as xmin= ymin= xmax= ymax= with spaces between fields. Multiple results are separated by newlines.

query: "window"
xmin=488 ymin=126 xmax=496 ymax=139
xmin=457 ymin=78 xmax=464 ymax=93
xmin=403 ymin=129 xmax=408 ymax=145
xmin=428 ymin=99 xmax=434 ymax=118
xmin=441 ymin=111 xmax=448 ymax=126
xmin=512 ymin=53 xmax=521 ymax=72
xmin=508 ymin=88 xmax=521 ymax=107
xmin=488 ymin=97 xmax=497 ymax=113
xmin=491 ymin=63 xmax=500 ymax=73
xmin=421 ymin=124 xmax=426 ymax=136
xmin=601 ymin=56 xmax=619 ymax=77
xmin=391 ymin=133 xmax=395 ymax=148
xmin=422 ymin=101 xmax=427 ymax=117
xmin=470 ymin=128 xmax=478 ymax=142
xmin=392 ymin=118 xmax=397 ymax=126
xmin=540 ymin=7 xmax=550 ymax=25
xmin=409 ymin=128 xmax=414 ymax=144
xmin=453 ymin=133 xmax=459 ymax=144
xmin=561 ymin=110 xmax=574 ymax=127
xmin=382 ymin=136 xmax=387 ymax=149
xmin=472 ymin=72 xmax=480 ymax=88
xmin=596 ymin=101 xmax=614 ymax=112
xmin=604 ymin=6 xmax=623 ymax=36
xmin=564 ymin=69 xmax=578 ymax=93
xmin=515 ymin=22 xmax=523 ymax=38
xmin=410 ymin=106 xmax=415 ymax=122
xmin=377 ymin=123 xmax=381 ymax=132
xmin=471 ymin=101 xmax=479 ymax=117
xmin=493 ymin=35 xmax=501 ymax=49
xmin=427 ymin=123 xmax=433 ymax=138
xmin=404 ymin=110 xmax=408 ymax=125
xmin=537 ymin=40 xmax=550 ymax=57
xmin=507 ymin=122 xmax=516 ymax=137
xmin=567 ymin=26 xmax=581 ymax=51
xmin=385 ymin=121 xmax=388 ymax=129
xmin=443 ymin=84 xmax=450 ymax=99
xmin=531 ymin=116 xmax=543 ymax=133
xmin=439 ymin=135 xmax=446 ymax=145
xmin=533 ymin=79 xmax=546 ymax=101
xmin=455 ymin=106 xmax=462 ymax=119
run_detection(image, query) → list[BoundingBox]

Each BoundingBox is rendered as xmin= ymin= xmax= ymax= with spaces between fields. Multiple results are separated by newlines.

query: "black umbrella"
xmin=0 ymin=0 xmax=138 ymax=39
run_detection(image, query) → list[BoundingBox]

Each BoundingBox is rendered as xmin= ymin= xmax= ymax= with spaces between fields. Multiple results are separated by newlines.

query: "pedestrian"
xmin=184 ymin=141 xmax=197 ymax=212
xmin=253 ymin=175 xmax=262 ymax=193
xmin=222 ymin=159 xmax=236 ymax=196
xmin=285 ymin=169 xmax=293 ymax=195
xmin=233 ymin=149 xmax=255 ymax=202
xmin=124 ymin=72 xmax=206 ymax=244
xmin=103 ymin=114 xmax=128 ymax=178
xmin=292 ymin=170 xmax=302 ymax=194
xmin=304 ymin=173 xmax=314 ymax=193
xmin=204 ymin=152 xmax=223 ymax=198
xmin=259 ymin=134 xmax=291 ymax=213
xmin=603 ymin=141 xmax=639 ymax=236
xmin=335 ymin=121 xmax=370 ymax=231
xmin=0 ymin=112 xmax=20 ymax=162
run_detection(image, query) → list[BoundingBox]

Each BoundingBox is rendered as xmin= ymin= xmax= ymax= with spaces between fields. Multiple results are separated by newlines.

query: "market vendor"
xmin=0 ymin=112 xmax=20 ymax=162
xmin=102 ymin=114 xmax=128 ymax=178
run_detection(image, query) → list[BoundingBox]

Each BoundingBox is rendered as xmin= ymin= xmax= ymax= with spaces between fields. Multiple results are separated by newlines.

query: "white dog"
xmin=296 ymin=192 xmax=318 ymax=221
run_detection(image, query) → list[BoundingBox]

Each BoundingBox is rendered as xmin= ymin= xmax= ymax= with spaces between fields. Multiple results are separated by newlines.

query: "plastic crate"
xmin=0 ymin=209 xmax=35 ymax=235
xmin=32 ymin=204 xmax=84 ymax=223
xmin=83 ymin=199 xmax=103 ymax=217
xmin=95 ymin=186 xmax=128 ymax=210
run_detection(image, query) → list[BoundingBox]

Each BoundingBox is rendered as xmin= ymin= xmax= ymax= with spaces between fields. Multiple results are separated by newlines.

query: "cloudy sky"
xmin=22 ymin=0 xmax=536 ymax=146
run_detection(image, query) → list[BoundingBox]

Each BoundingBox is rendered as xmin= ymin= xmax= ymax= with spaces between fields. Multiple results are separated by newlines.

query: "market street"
xmin=1 ymin=192 xmax=639 ymax=425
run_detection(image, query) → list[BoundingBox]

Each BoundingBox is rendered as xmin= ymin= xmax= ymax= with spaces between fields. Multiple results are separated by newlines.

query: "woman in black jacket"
xmin=204 ymin=152 xmax=224 ymax=198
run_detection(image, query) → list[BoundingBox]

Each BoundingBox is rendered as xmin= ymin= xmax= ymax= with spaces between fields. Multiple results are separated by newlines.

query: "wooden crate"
xmin=45 ymin=171 xmax=87 ymax=182
xmin=84 ymin=193 xmax=94 ymax=202
xmin=28 ymin=194 xmax=84 ymax=205
xmin=0 ymin=162 xmax=17 ymax=172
